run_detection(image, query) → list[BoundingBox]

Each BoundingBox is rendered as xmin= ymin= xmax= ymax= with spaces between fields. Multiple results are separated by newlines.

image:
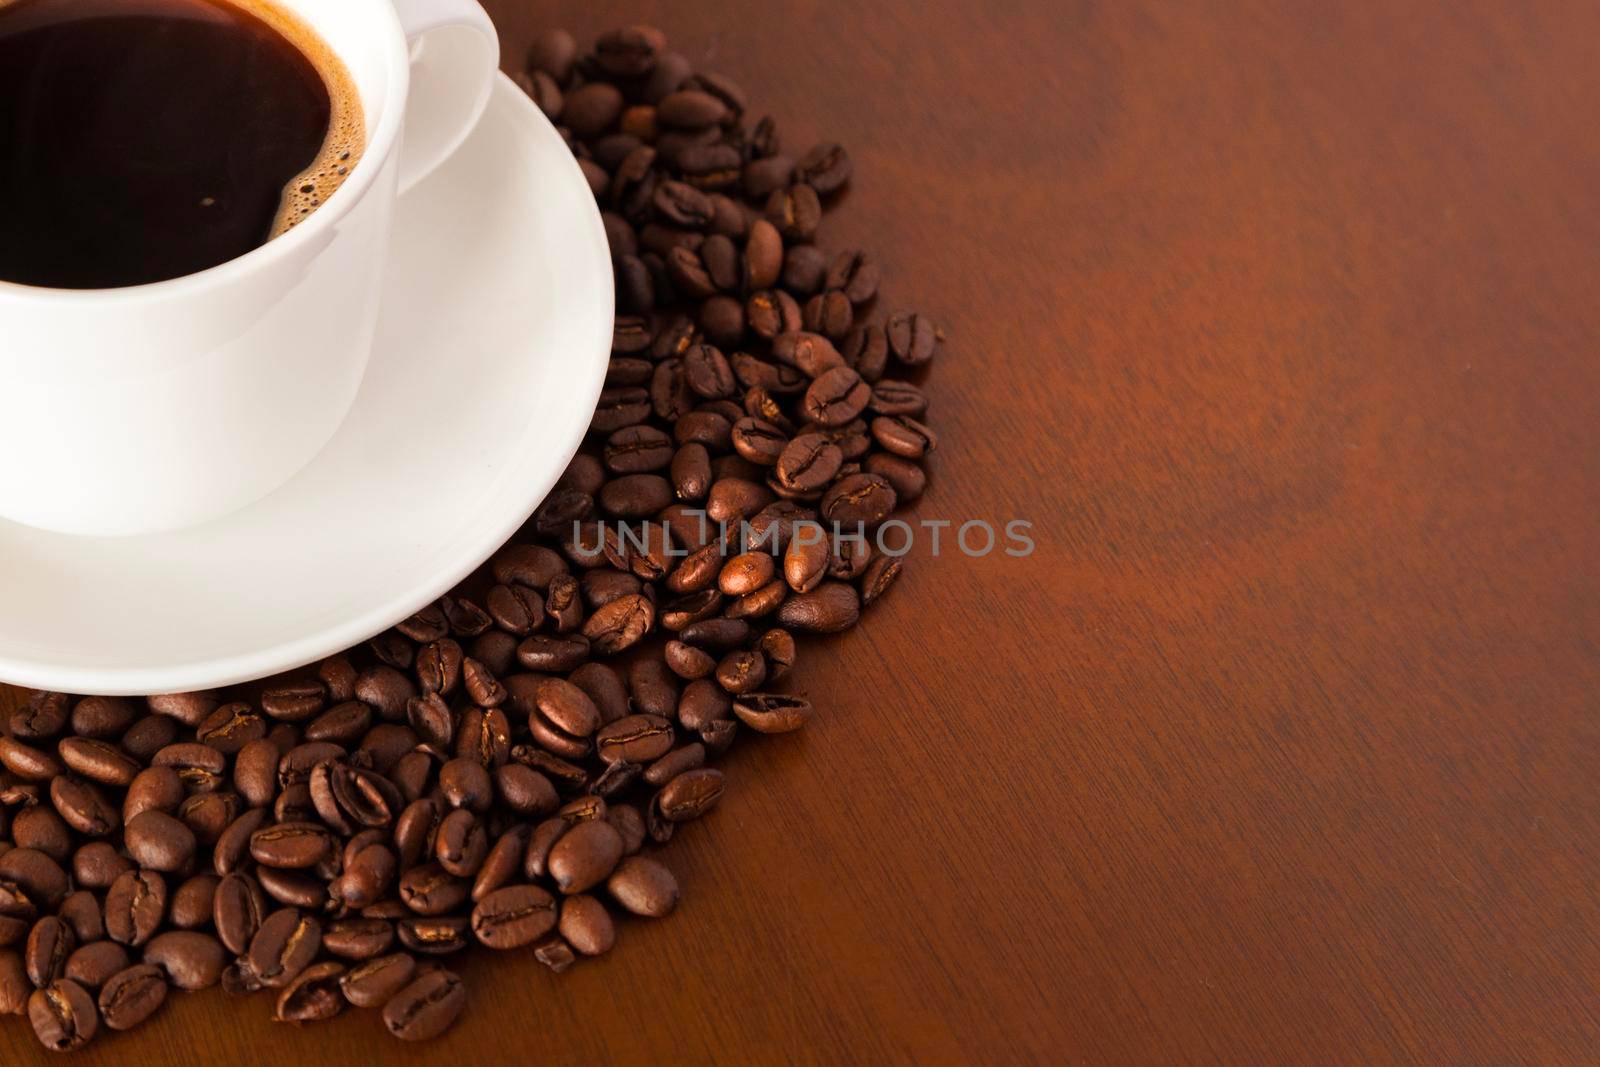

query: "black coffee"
xmin=0 ymin=0 xmax=364 ymax=289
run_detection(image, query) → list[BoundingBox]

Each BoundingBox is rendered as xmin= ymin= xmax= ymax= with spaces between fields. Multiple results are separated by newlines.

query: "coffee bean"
xmin=250 ymin=822 xmax=334 ymax=869
xmin=106 ymin=870 xmax=167 ymax=948
xmin=28 ymin=978 xmax=98 ymax=1050
xmin=147 ymin=692 xmax=219 ymax=729
xmin=547 ymin=820 xmax=625 ymax=894
xmin=766 ymin=183 xmax=822 ymax=241
xmin=732 ymin=694 xmax=815 ymax=734
xmin=64 ymin=941 xmax=129 ymax=991
xmin=26 ymin=915 xmax=75 ymax=987
xmin=98 ymin=963 xmax=166 ymax=1031
xmin=397 ymin=916 xmax=470 ymax=956
xmin=774 ymin=434 xmax=844 ymax=494
xmin=0 ymin=738 xmax=61 ymax=781
xmin=122 ymin=811 xmax=195 ymax=873
xmin=528 ymin=28 xmax=577 ymax=82
xmin=657 ymin=768 xmax=727 ymax=823
xmin=564 ymin=82 xmax=624 ymax=139
xmin=382 ymin=968 xmax=465 ymax=1041
xmin=887 ymin=311 xmax=942 ymax=365
xmin=802 ymin=366 xmax=871 ymax=427
xmin=246 ymin=909 xmax=321 ymax=989
xmin=57 ymin=738 xmax=140 ymax=787
xmin=214 ymin=874 xmax=267 ymax=955
xmin=168 ymin=876 xmax=215 ymax=930
xmin=141 ymin=931 xmax=224 ymax=991
xmin=607 ymin=857 xmax=679 ymax=918
xmin=340 ymin=952 xmax=415 ymax=1009
xmin=274 ymin=960 xmax=346 ymax=1024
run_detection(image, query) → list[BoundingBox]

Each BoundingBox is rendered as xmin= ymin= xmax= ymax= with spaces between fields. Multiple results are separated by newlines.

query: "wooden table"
xmin=6 ymin=0 xmax=1600 ymax=1061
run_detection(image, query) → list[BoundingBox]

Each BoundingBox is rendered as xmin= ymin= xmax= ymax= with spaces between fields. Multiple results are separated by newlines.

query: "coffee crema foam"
xmin=239 ymin=0 xmax=366 ymax=237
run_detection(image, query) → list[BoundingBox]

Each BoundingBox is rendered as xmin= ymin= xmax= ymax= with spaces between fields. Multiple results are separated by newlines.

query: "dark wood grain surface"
xmin=6 ymin=0 xmax=1600 ymax=1062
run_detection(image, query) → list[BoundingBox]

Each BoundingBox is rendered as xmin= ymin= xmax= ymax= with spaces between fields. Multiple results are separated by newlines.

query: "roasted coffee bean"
xmin=517 ymin=634 xmax=591 ymax=673
xmin=607 ymin=857 xmax=680 ymax=918
xmin=26 ymin=916 xmax=75 ymax=987
xmin=261 ymin=681 xmax=326 ymax=722
xmin=493 ymin=764 xmax=558 ymax=818
xmin=416 ymin=639 xmax=464 ymax=696
xmin=865 ymin=453 xmax=928 ymax=501
xmin=784 ymin=529 xmax=831 ymax=593
xmin=340 ymin=952 xmax=415 ymax=1009
xmin=0 ymin=950 xmax=26 ymax=1014
xmin=802 ymin=366 xmax=871 ymax=427
xmin=148 ymin=692 xmax=219 ymax=729
xmin=246 ymin=909 xmax=321 ymax=989
xmin=845 ymin=323 xmax=891 ymax=382
xmin=97 ymin=963 xmax=166 ymax=1030
xmin=177 ymin=790 xmax=237 ymax=845
xmin=434 ymin=810 xmax=488 ymax=878
xmin=64 ymin=941 xmax=129 ymax=991
xmin=63 ymin=698 xmax=131 ymax=742
xmin=255 ymin=867 xmax=328 ymax=911
xmin=370 ymin=630 xmax=416 ymax=670
xmin=355 ymin=666 xmax=417 ymax=723
xmin=593 ymin=715 xmax=676 ymax=766
xmin=715 ymin=650 xmax=768 ymax=694
xmin=558 ymin=895 xmax=616 ymax=957
xmin=57 ymin=737 xmax=140 ymax=787
xmin=233 ymin=741 xmax=280 ymax=809
xmin=0 ymin=738 xmax=61 ymax=781
xmin=121 ymin=767 xmax=183 ymax=825
xmin=803 ymin=289 xmax=853 ymax=339
xmin=766 ymin=183 xmax=821 ymax=241
xmin=870 ymin=414 xmax=937 ymax=459
xmin=168 ymin=874 xmax=217 ymax=930
xmin=305 ymin=700 xmax=373 ymax=745
xmin=565 ymin=82 xmax=625 ymax=139
xmin=887 ymin=310 xmax=942 ymax=365
xmin=382 ymin=968 xmax=466 ymax=1042
xmin=250 ymin=822 xmax=334 ymax=869
xmin=123 ymin=811 xmax=195 ymax=873
xmin=321 ymin=919 xmax=394 ymax=961
xmin=396 ymin=604 xmax=449 ymax=643
xmin=319 ymin=655 xmax=360 ymax=703
xmin=471 ymin=885 xmax=558 ymax=950
xmin=747 ymin=289 xmax=803 ymax=341
xmin=194 ymin=703 xmax=268 ymax=756
xmin=732 ymin=694 xmax=815 ymax=734
xmin=213 ymin=874 xmax=268 ymax=955
xmin=657 ymin=768 xmax=727 ymax=823
xmin=776 ymin=582 xmax=861 ymax=633
xmin=105 ymin=870 xmax=166 ymax=948
xmin=71 ymin=844 xmax=133 ymax=892
xmin=11 ymin=806 xmax=70 ymax=863
xmin=582 ymin=593 xmax=656 ymax=655
xmin=731 ymin=418 xmax=788 ymax=466
xmin=398 ymin=865 xmax=468 ymax=918
xmin=142 ymin=931 xmax=224 ymax=991
xmin=119 ymin=716 xmax=180 ymax=763
xmin=861 ymin=555 xmax=905 ymax=607
xmin=58 ymin=891 xmax=104 ymax=943
xmin=397 ymin=916 xmax=470 ymax=956
xmin=547 ymin=820 xmax=626 ymax=895
xmin=663 ymin=640 xmax=717 ymax=679
xmin=28 ymin=978 xmax=98 ymax=1050
xmin=273 ymin=960 xmax=346 ymax=1024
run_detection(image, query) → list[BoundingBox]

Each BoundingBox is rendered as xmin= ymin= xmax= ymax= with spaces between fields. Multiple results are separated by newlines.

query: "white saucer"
xmin=0 ymin=75 xmax=613 ymax=696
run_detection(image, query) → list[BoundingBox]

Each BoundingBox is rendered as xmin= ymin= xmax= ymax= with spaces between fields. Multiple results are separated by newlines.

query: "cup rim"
xmin=0 ymin=0 xmax=412 ymax=304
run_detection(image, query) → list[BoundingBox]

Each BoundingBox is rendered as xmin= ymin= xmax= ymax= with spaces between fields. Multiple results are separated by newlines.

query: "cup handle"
xmin=391 ymin=0 xmax=499 ymax=194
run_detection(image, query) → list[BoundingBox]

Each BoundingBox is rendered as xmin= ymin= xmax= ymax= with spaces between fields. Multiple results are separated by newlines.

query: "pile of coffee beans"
xmin=0 ymin=23 xmax=939 ymax=1052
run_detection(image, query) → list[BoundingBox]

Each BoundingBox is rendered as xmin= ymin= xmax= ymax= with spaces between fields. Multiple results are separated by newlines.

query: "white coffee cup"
xmin=0 ymin=0 xmax=499 ymax=537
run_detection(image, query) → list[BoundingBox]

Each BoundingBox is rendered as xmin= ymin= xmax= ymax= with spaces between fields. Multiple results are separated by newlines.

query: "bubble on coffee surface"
xmin=246 ymin=0 xmax=366 ymax=239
